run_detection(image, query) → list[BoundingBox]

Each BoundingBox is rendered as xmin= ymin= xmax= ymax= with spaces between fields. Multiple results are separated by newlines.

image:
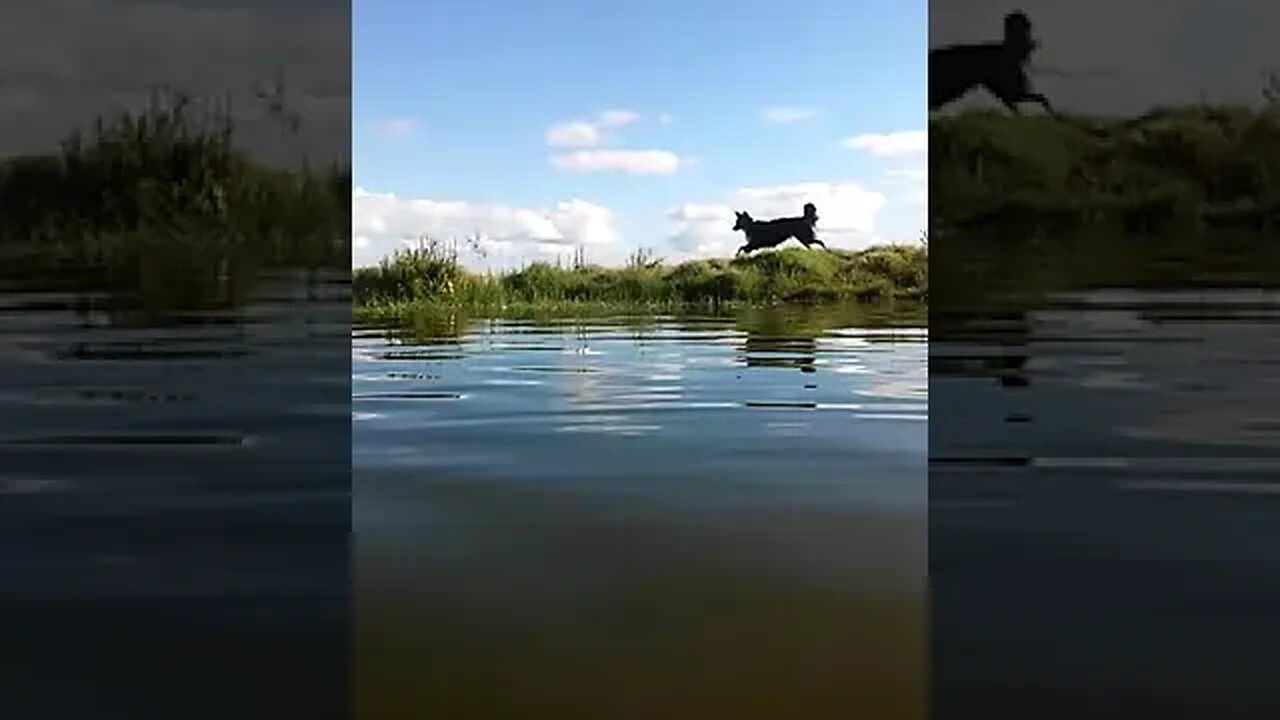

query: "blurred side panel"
xmin=0 ymin=2 xmax=351 ymax=718
xmin=930 ymin=1 xmax=1280 ymax=717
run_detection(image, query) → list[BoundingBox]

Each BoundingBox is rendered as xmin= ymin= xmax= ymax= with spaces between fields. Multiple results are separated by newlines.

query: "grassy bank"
xmin=932 ymin=105 xmax=1280 ymax=305
xmin=352 ymin=239 xmax=926 ymax=324
xmin=0 ymin=88 xmax=349 ymax=310
xmin=932 ymin=104 xmax=1280 ymax=237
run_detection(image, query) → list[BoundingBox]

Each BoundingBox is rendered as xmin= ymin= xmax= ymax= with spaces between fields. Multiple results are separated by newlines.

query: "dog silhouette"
xmin=733 ymin=203 xmax=827 ymax=256
xmin=930 ymin=11 xmax=1055 ymax=115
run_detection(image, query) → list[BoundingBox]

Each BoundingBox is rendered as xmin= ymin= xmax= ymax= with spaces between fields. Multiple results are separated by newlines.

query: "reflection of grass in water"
xmin=353 ymin=239 xmax=927 ymax=322
xmin=357 ymin=299 xmax=926 ymax=345
xmin=0 ymin=87 xmax=349 ymax=313
xmin=357 ymin=577 xmax=922 ymax=719
xmin=934 ymin=229 xmax=1280 ymax=312
xmin=731 ymin=302 xmax=926 ymax=337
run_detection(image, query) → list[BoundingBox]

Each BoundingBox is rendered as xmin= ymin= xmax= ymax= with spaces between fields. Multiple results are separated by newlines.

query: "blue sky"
xmin=354 ymin=0 xmax=927 ymax=268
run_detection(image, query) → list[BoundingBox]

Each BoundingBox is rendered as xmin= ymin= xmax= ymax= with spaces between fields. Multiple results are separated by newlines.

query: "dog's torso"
xmin=740 ymin=215 xmax=817 ymax=248
xmin=929 ymin=42 xmax=1035 ymax=110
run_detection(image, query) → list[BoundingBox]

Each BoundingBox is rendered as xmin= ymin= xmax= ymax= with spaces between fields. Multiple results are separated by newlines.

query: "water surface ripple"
xmin=355 ymin=308 xmax=926 ymax=718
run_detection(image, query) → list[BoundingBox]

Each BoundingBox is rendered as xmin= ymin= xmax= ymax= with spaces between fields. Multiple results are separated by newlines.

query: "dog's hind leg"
xmin=985 ymin=81 xmax=1026 ymax=115
xmin=797 ymin=227 xmax=827 ymax=250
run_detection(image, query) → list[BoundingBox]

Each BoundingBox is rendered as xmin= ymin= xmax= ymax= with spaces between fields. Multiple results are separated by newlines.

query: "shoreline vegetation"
xmin=0 ymin=87 xmax=349 ymax=312
xmin=933 ymin=104 xmax=1280 ymax=235
xmin=10 ymin=90 xmax=1278 ymax=318
xmin=932 ymin=103 xmax=1280 ymax=302
xmin=351 ymin=239 xmax=928 ymax=325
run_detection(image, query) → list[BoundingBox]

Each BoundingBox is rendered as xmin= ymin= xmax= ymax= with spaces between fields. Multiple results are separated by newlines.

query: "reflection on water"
xmin=931 ymin=288 xmax=1280 ymax=714
xmin=1 ymin=270 xmax=351 ymax=718
xmin=355 ymin=303 xmax=926 ymax=718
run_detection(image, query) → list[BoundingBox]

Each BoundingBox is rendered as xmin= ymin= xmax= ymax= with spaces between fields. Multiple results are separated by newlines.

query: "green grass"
xmin=353 ymin=238 xmax=927 ymax=324
xmin=932 ymin=104 xmax=1280 ymax=237
xmin=932 ymin=104 xmax=1280 ymax=307
xmin=0 ymin=87 xmax=349 ymax=310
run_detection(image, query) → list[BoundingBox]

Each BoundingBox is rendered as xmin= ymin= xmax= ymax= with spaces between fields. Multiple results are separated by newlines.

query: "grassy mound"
xmin=0 ymin=88 xmax=349 ymax=309
xmin=353 ymin=239 xmax=926 ymax=322
xmin=932 ymin=105 xmax=1280 ymax=237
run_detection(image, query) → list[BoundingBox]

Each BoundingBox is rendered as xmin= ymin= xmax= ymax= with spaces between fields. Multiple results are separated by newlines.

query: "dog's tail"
xmin=1028 ymin=63 xmax=1124 ymax=79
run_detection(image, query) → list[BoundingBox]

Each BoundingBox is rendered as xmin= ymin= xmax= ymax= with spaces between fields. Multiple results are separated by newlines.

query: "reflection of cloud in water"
xmin=1077 ymin=371 xmax=1157 ymax=391
xmin=856 ymin=379 xmax=927 ymax=401
xmin=1035 ymin=290 xmax=1280 ymax=450
xmin=481 ymin=378 xmax=543 ymax=387
xmin=1038 ymin=308 xmax=1149 ymax=335
xmin=0 ymin=477 xmax=68 ymax=495
xmin=556 ymin=423 xmax=663 ymax=438
xmin=1121 ymin=409 xmax=1280 ymax=448
xmin=765 ymin=421 xmax=811 ymax=437
xmin=831 ymin=364 xmax=873 ymax=375
xmin=1119 ymin=480 xmax=1280 ymax=496
xmin=857 ymin=413 xmax=927 ymax=422
xmin=562 ymin=365 xmax=603 ymax=405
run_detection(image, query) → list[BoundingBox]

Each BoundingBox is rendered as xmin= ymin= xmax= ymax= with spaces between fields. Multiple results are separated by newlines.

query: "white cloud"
xmin=666 ymin=203 xmax=740 ymax=257
xmin=760 ymin=106 xmax=819 ymax=124
xmin=885 ymin=167 xmax=927 ymax=182
xmin=883 ymin=166 xmax=928 ymax=206
xmin=373 ymin=116 xmax=420 ymax=138
xmin=843 ymin=130 xmax=927 ymax=157
xmin=353 ymin=187 xmax=620 ymax=269
xmin=544 ymin=110 xmax=680 ymax=173
xmin=666 ymin=182 xmax=889 ymax=259
xmin=658 ymin=113 xmax=674 ymax=125
xmin=547 ymin=199 xmax=620 ymax=246
xmin=544 ymin=108 xmax=644 ymax=148
xmin=597 ymin=109 xmax=639 ymax=127
xmin=550 ymin=149 xmax=681 ymax=175
xmin=545 ymin=121 xmax=601 ymax=148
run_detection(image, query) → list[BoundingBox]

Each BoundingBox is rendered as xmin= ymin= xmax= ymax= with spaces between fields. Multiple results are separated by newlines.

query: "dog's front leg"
xmin=1025 ymin=92 xmax=1056 ymax=116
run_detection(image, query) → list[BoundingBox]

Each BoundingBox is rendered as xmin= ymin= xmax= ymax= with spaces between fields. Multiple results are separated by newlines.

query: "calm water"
xmin=1 ymin=270 xmax=350 ymax=719
xmin=353 ymin=304 xmax=927 ymax=718
xmin=932 ymin=288 xmax=1280 ymax=715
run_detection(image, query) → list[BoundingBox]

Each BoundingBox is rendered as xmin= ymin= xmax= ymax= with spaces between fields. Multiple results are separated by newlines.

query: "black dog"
xmin=930 ymin=10 xmax=1055 ymax=115
xmin=733 ymin=203 xmax=826 ymax=256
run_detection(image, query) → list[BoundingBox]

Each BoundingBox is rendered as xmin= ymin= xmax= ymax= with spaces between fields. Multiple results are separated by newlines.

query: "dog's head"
xmin=802 ymin=202 xmax=818 ymax=221
xmin=1003 ymin=10 xmax=1038 ymax=52
xmin=732 ymin=211 xmax=752 ymax=232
